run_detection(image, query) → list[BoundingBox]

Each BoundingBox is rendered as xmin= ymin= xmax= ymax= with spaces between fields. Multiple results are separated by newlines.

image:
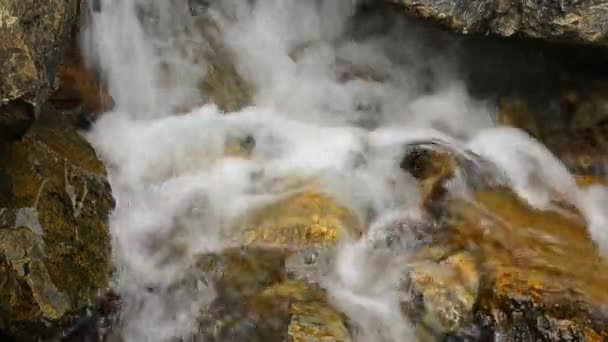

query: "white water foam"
xmin=83 ymin=0 xmax=608 ymax=340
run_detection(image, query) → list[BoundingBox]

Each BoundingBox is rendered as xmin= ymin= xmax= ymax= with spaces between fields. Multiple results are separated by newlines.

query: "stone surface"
xmin=0 ymin=0 xmax=79 ymax=139
xmin=400 ymin=141 xmax=608 ymax=340
xmin=386 ymin=0 xmax=608 ymax=45
xmin=50 ymin=48 xmax=114 ymax=129
xmin=497 ymin=83 xmax=608 ymax=182
xmin=195 ymin=17 xmax=253 ymax=113
xmin=237 ymin=191 xmax=363 ymax=249
xmin=0 ymin=105 xmax=113 ymax=340
xmin=194 ymin=190 xmax=360 ymax=341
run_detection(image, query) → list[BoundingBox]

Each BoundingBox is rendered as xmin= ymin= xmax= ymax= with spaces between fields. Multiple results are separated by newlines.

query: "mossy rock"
xmin=0 ymin=105 xmax=113 ymax=340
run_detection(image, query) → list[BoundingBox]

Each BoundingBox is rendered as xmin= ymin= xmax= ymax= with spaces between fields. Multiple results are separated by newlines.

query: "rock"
xmin=497 ymin=86 xmax=608 ymax=183
xmin=0 ymin=0 xmax=79 ymax=139
xmin=198 ymin=273 xmax=349 ymax=342
xmin=50 ymin=48 xmax=114 ymax=130
xmin=195 ymin=17 xmax=254 ymax=113
xmin=399 ymin=142 xmax=608 ymax=340
xmin=0 ymin=105 xmax=113 ymax=340
xmin=386 ymin=0 xmax=608 ymax=45
xmin=192 ymin=190 xmax=362 ymax=341
xmin=399 ymin=139 xmax=508 ymax=212
xmin=237 ymin=191 xmax=363 ymax=249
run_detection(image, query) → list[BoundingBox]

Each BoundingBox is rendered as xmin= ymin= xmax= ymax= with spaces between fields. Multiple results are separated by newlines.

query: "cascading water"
xmin=82 ymin=0 xmax=608 ymax=341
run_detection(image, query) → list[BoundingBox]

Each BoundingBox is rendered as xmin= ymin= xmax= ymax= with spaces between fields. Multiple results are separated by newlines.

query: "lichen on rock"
xmin=0 ymin=105 xmax=113 ymax=340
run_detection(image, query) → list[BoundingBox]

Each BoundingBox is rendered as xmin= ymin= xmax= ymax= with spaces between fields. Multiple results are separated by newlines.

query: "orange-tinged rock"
xmin=432 ymin=190 xmax=608 ymax=338
xmin=400 ymin=140 xmax=608 ymax=339
xmin=53 ymin=49 xmax=113 ymax=115
xmin=238 ymin=191 xmax=363 ymax=249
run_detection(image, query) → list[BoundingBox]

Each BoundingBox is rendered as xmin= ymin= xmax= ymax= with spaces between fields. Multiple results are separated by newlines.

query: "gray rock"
xmin=386 ymin=0 xmax=608 ymax=45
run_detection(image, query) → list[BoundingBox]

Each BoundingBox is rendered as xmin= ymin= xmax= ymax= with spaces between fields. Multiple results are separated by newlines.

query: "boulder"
xmin=196 ymin=190 xmax=361 ymax=341
xmin=386 ymin=0 xmax=608 ymax=45
xmin=0 ymin=105 xmax=113 ymax=340
xmin=0 ymin=0 xmax=79 ymax=141
xmin=400 ymin=141 xmax=608 ymax=340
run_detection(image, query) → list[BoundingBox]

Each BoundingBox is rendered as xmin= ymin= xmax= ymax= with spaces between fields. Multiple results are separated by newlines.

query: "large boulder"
xmin=386 ymin=0 xmax=608 ymax=45
xmin=0 ymin=105 xmax=113 ymax=340
xmin=0 ymin=0 xmax=79 ymax=141
xmin=400 ymin=141 xmax=608 ymax=340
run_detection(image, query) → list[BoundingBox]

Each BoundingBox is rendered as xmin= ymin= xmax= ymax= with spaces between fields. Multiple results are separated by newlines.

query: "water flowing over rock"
xmin=400 ymin=141 xmax=608 ymax=340
xmin=386 ymin=0 xmax=608 ymax=45
xmin=0 ymin=0 xmax=79 ymax=141
xmin=0 ymin=106 xmax=113 ymax=340
xmin=496 ymin=81 xmax=608 ymax=187
xmin=19 ymin=0 xmax=607 ymax=341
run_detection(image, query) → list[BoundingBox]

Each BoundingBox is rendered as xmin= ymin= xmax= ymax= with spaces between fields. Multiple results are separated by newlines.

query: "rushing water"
xmin=82 ymin=0 xmax=608 ymax=340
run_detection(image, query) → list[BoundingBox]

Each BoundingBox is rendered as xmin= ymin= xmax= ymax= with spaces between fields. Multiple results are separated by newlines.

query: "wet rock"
xmin=237 ymin=191 xmax=363 ymax=249
xmin=399 ymin=139 xmax=508 ymax=212
xmin=198 ymin=276 xmax=349 ymax=342
xmin=0 ymin=105 xmax=113 ymax=340
xmin=386 ymin=0 xmax=608 ymax=45
xmin=50 ymin=48 xmax=114 ymax=130
xmin=196 ymin=18 xmax=254 ymax=113
xmin=497 ymin=87 xmax=608 ymax=182
xmin=0 ymin=0 xmax=79 ymax=139
xmin=191 ymin=190 xmax=363 ymax=341
xmin=85 ymin=187 xmax=360 ymax=341
xmin=398 ymin=143 xmax=608 ymax=340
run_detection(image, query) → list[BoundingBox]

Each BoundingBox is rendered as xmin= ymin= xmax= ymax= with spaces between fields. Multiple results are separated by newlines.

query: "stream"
xmin=80 ymin=0 xmax=608 ymax=341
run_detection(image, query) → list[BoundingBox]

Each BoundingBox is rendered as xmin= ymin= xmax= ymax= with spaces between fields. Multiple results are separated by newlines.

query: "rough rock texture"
xmin=179 ymin=190 xmax=361 ymax=341
xmin=386 ymin=0 xmax=608 ymax=45
xmin=400 ymin=141 xmax=608 ymax=340
xmin=0 ymin=0 xmax=79 ymax=140
xmin=0 ymin=105 xmax=113 ymax=340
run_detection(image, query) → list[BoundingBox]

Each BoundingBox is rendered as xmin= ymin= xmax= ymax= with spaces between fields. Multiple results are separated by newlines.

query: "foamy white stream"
xmin=82 ymin=0 xmax=608 ymax=340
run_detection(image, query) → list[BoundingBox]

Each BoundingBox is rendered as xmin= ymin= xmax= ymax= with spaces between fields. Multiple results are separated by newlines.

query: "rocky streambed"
xmin=2 ymin=1 xmax=608 ymax=341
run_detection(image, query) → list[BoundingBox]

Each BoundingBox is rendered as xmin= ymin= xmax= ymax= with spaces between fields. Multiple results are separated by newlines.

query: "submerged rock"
xmin=195 ymin=17 xmax=254 ymax=113
xmin=0 ymin=105 xmax=113 ymax=340
xmin=386 ymin=0 xmax=608 ymax=45
xmin=0 ymin=0 xmax=79 ymax=140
